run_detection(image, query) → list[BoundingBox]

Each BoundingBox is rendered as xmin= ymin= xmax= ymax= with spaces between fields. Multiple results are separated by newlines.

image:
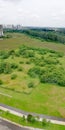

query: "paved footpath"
xmin=0 ymin=104 xmax=65 ymax=126
xmin=0 ymin=117 xmax=42 ymax=130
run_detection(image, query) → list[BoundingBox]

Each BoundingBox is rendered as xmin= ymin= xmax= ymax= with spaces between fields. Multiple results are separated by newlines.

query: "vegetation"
xmin=11 ymin=74 xmax=17 ymax=80
xmin=0 ymin=33 xmax=65 ymax=119
xmin=0 ymin=109 xmax=65 ymax=130
xmin=0 ymin=45 xmax=65 ymax=87
xmin=5 ymin=27 xmax=65 ymax=44
xmin=22 ymin=29 xmax=65 ymax=44
xmin=1 ymin=33 xmax=65 ymax=55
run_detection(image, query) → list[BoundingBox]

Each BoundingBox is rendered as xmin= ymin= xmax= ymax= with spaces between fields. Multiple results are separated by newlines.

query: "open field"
xmin=0 ymin=42 xmax=65 ymax=118
xmin=0 ymin=33 xmax=65 ymax=54
xmin=0 ymin=84 xmax=65 ymax=118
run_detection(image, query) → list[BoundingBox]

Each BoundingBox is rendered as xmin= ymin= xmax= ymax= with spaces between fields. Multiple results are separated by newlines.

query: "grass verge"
xmin=0 ymin=109 xmax=65 ymax=130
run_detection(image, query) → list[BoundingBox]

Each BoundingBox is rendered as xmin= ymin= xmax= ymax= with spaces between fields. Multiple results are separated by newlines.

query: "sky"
xmin=0 ymin=0 xmax=65 ymax=27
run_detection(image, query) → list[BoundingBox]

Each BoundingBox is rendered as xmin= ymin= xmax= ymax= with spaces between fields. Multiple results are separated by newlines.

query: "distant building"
xmin=0 ymin=25 xmax=3 ymax=37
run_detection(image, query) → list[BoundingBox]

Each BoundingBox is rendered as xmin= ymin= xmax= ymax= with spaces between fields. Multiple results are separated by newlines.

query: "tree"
xmin=27 ymin=114 xmax=35 ymax=123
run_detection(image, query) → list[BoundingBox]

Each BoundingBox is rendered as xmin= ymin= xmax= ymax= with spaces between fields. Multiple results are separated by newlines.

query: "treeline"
xmin=22 ymin=29 xmax=65 ymax=44
xmin=4 ymin=27 xmax=65 ymax=44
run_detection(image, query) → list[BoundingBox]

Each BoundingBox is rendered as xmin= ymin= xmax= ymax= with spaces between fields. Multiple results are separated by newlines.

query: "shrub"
xmin=6 ymin=111 xmax=10 ymax=115
xmin=28 ymin=67 xmax=41 ymax=78
xmin=11 ymin=74 xmax=17 ymax=79
xmin=11 ymin=63 xmax=18 ymax=69
xmin=19 ymin=61 xmax=24 ymax=64
xmin=0 ymin=62 xmax=12 ymax=74
xmin=26 ymin=61 xmax=31 ymax=64
xmin=27 ymin=114 xmax=35 ymax=123
xmin=42 ymin=119 xmax=47 ymax=126
xmin=22 ymin=115 xmax=26 ymax=121
xmin=58 ymin=78 xmax=65 ymax=86
xmin=27 ymin=51 xmax=35 ymax=57
xmin=28 ymin=82 xmax=34 ymax=88
xmin=0 ymin=79 xmax=3 ymax=85
xmin=9 ymin=50 xmax=15 ymax=56
xmin=15 ymin=50 xmax=20 ymax=57
xmin=0 ymin=51 xmax=9 ymax=59
xmin=18 ymin=67 xmax=23 ymax=71
xmin=4 ymin=63 xmax=12 ymax=74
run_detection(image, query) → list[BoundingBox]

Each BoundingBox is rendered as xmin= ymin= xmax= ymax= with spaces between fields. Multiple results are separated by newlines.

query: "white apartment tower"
xmin=0 ymin=25 xmax=3 ymax=37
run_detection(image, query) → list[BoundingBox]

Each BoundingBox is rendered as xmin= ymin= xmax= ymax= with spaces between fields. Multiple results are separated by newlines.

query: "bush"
xmin=26 ymin=61 xmax=31 ymax=64
xmin=0 ymin=62 xmax=12 ymax=74
xmin=11 ymin=74 xmax=17 ymax=79
xmin=28 ymin=67 xmax=41 ymax=78
xmin=28 ymin=82 xmax=34 ymax=88
xmin=9 ymin=50 xmax=15 ymax=55
xmin=27 ymin=51 xmax=35 ymax=57
xmin=11 ymin=63 xmax=18 ymax=69
xmin=58 ymin=78 xmax=65 ymax=86
xmin=6 ymin=111 xmax=10 ymax=115
xmin=19 ymin=61 xmax=24 ymax=64
xmin=15 ymin=50 xmax=20 ymax=57
xmin=27 ymin=114 xmax=35 ymax=123
xmin=0 ymin=51 xmax=9 ymax=59
xmin=0 ymin=79 xmax=3 ymax=85
xmin=22 ymin=115 xmax=26 ymax=121
xmin=42 ymin=119 xmax=47 ymax=126
xmin=18 ymin=67 xmax=23 ymax=71
xmin=4 ymin=63 xmax=12 ymax=74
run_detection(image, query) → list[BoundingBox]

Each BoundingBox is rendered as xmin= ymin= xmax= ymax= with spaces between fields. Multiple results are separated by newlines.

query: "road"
xmin=0 ymin=118 xmax=33 ymax=130
xmin=0 ymin=104 xmax=65 ymax=126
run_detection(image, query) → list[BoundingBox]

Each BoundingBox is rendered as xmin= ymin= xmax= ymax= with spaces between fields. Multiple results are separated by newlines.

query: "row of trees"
xmin=4 ymin=27 xmax=65 ymax=43
xmin=22 ymin=29 xmax=65 ymax=44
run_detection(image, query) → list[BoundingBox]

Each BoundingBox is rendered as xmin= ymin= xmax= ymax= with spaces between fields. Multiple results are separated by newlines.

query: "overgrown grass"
xmin=0 ymin=45 xmax=65 ymax=118
xmin=0 ymin=34 xmax=65 ymax=119
xmin=0 ymin=33 xmax=65 ymax=54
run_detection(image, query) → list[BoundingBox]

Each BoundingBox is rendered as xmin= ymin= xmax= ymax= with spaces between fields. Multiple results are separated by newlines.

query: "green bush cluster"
xmin=11 ymin=63 xmax=18 ymax=69
xmin=0 ymin=45 xmax=65 ymax=87
xmin=0 ymin=51 xmax=10 ymax=59
xmin=0 ymin=62 xmax=12 ymax=74
xmin=28 ymin=67 xmax=41 ymax=78
xmin=0 ymin=61 xmax=19 ymax=74
xmin=28 ymin=66 xmax=65 ymax=86
xmin=23 ymin=114 xmax=50 ymax=126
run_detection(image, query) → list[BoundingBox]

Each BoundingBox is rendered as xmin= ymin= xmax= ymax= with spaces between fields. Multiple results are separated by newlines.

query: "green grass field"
xmin=0 ymin=33 xmax=65 ymax=54
xmin=0 ymin=33 xmax=65 ymax=120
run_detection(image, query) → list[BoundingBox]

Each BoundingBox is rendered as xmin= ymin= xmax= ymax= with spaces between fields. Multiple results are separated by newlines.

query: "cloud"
xmin=0 ymin=0 xmax=65 ymax=27
xmin=3 ymin=0 xmax=22 ymax=1
xmin=2 ymin=0 xmax=22 ymax=4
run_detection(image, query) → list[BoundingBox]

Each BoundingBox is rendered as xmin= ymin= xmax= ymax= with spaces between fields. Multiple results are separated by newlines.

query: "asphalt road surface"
xmin=0 ymin=118 xmax=34 ymax=130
